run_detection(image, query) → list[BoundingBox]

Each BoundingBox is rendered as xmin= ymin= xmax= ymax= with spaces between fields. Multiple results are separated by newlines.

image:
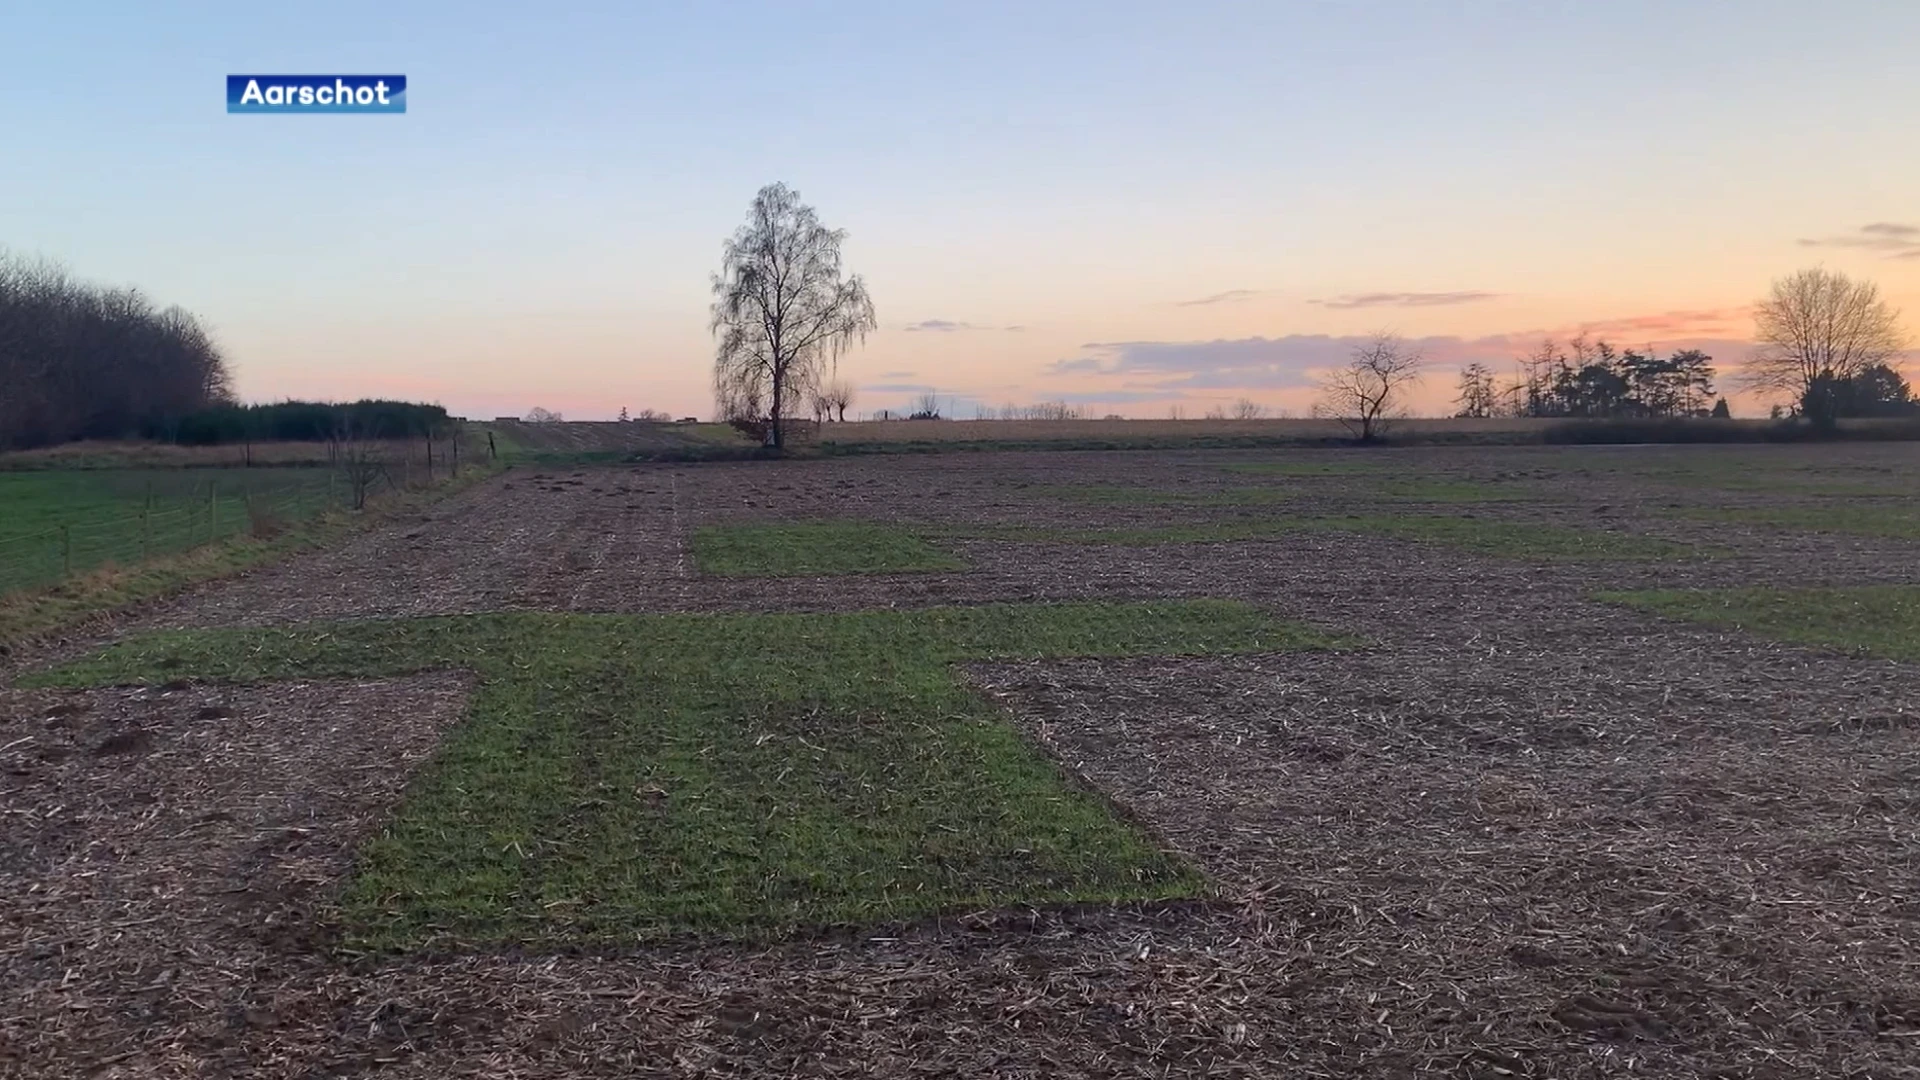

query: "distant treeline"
xmin=157 ymin=400 xmax=454 ymax=445
xmin=1457 ymin=334 xmax=1915 ymax=421
xmin=1457 ymin=338 xmax=1724 ymax=419
xmin=0 ymin=251 xmax=232 ymax=450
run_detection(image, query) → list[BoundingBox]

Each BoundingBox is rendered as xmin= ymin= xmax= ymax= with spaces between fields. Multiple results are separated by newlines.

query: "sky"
xmin=3 ymin=0 xmax=1918 ymax=420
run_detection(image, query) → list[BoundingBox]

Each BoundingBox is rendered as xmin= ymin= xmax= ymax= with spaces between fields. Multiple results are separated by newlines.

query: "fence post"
xmin=61 ymin=525 xmax=71 ymax=578
xmin=208 ymin=483 xmax=218 ymax=543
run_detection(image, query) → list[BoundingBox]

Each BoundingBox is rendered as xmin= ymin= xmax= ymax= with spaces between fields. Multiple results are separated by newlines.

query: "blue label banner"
xmin=227 ymin=75 xmax=406 ymax=114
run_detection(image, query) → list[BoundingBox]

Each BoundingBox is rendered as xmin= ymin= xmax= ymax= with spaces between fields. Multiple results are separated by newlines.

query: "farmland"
xmin=4 ymin=440 xmax=1920 ymax=1077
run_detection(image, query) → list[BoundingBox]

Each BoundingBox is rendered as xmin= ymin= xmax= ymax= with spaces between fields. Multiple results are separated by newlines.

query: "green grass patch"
xmin=1600 ymin=586 xmax=1920 ymax=661
xmin=692 ymin=521 xmax=967 ymax=576
xmin=1374 ymin=478 xmax=1535 ymax=502
xmin=1673 ymin=505 xmax=1920 ymax=539
xmin=1221 ymin=460 xmax=1394 ymax=477
xmin=929 ymin=521 xmax=1298 ymax=546
xmin=1220 ymin=464 xmax=1535 ymax=502
xmin=932 ymin=516 xmax=1696 ymax=560
xmin=0 ymin=467 xmax=341 ymax=594
xmin=1031 ymin=484 xmax=1295 ymax=506
xmin=1326 ymin=515 xmax=1694 ymax=559
xmin=1662 ymin=474 xmax=1906 ymax=497
xmin=0 ymin=465 xmax=500 ymax=648
xmin=29 ymin=601 xmax=1344 ymax=951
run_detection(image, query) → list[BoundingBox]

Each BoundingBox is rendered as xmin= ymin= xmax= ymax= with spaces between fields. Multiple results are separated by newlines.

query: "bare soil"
xmin=4 ymin=443 xmax=1919 ymax=1077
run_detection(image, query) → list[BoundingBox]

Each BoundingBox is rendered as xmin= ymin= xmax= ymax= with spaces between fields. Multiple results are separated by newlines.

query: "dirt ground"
xmin=4 ymin=443 xmax=1919 ymax=1078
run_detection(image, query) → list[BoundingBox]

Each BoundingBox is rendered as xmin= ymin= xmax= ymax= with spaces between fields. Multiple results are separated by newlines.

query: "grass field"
xmin=0 ymin=456 xmax=499 ymax=645
xmin=30 ymin=600 xmax=1340 ymax=949
xmin=1032 ymin=483 xmax=1297 ymax=506
xmin=0 ymin=468 xmax=338 ymax=593
xmin=1674 ymin=504 xmax=1920 ymax=538
xmin=1601 ymin=585 xmax=1920 ymax=661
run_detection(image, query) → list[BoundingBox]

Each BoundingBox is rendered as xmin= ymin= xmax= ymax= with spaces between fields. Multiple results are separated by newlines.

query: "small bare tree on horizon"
xmin=1746 ymin=267 xmax=1908 ymax=426
xmin=1316 ymin=332 xmax=1425 ymax=442
xmin=813 ymin=378 xmax=855 ymax=421
xmin=908 ymin=392 xmax=943 ymax=419
xmin=711 ymin=183 xmax=877 ymax=448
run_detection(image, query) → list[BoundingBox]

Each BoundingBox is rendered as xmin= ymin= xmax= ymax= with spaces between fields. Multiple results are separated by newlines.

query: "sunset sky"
xmin=4 ymin=1 xmax=1917 ymax=419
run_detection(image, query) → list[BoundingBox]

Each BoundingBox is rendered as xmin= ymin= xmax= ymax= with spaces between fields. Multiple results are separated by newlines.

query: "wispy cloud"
xmin=1056 ymin=335 xmax=1388 ymax=390
xmin=1049 ymin=389 xmax=1180 ymax=404
xmin=903 ymin=319 xmax=1026 ymax=332
xmin=863 ymin=382 xmax=937 ymax=393
xmin=1572 ymin=307 xmax=1749 ymax=339
xmin=1797 ymin=222 xmax=1920 ymax=259
xmin=1313 ymin=291 xmax=1500 ymax=309
xmin=1175 ymin=289 xmax=1261 ymax=307
xmin=1052 ymin=321 xmax=1768 ymax=396
xmin=879 ymin=369 xmax=917 ymax=379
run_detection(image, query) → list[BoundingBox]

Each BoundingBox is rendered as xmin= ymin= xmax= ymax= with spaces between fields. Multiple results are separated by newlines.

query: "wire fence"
xmin=0 ymin=472 xmax=346 ymax=596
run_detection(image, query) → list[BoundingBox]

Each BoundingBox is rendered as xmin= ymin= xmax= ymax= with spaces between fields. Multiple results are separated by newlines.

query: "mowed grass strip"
xmin=29 ymin=601 xmax=1342 ymax=950
xmin=1373 ymin=479 xmax=1536 ymax=502
xmin=1221 ymin=460 xmax=1394 ymax=477
xmin=1325 ymin=515 xmax=1693 ymax=559
xmin=1599 ymin=586 xmax=1920 ymax=661
xmin=933 ymin=516 xmax=1696 ymax=560
xmin=692 ymin=521 xmax=967 ymax=576
xmin=1672 ymin=505 xmax=1920 ymax=539
xmin=1030 ymin=484 xmax=1295 ymax=506
xmin=1220 ymin=463 xmax=1537 ymax=502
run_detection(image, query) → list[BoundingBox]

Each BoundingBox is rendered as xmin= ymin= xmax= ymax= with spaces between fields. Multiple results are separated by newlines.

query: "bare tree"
xmin=1316 ymin=333 xmax=1425 ymax=442
xmin=1455 ymin=363 xmax=1497 ymax=418
xmin=1747 ymin=267 xmax=1908 ymax=426
xmin=524 ymin=407 xmax=563 ymax=423
xmin=908 ymin=392 xmax=942 ymax=419
xmin=329 ymin=412 xmax=392 ymax=511
xmin=821 ymin=378 xmax=856 ymax=421
xmin=711 ymin=183 xmax=877 ymax=449
xmin=1229 ymin=397 xmax=1265 ymax=420
xmin=338 ymin=444 xmax=390 ymax=510
xmin=714 ymin=375 xmax=763 ymax=424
